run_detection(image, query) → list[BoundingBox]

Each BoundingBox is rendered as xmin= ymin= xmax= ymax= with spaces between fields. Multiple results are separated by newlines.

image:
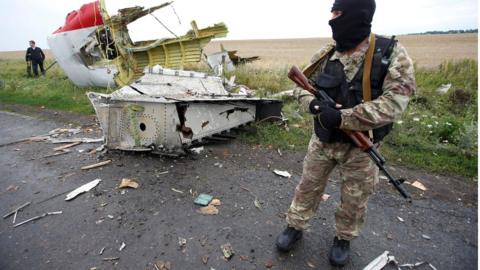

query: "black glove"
xmin=309 ymin=99 xmax=324 ymax=114
xmin=318 ymin=103 xmax=342 ymax=130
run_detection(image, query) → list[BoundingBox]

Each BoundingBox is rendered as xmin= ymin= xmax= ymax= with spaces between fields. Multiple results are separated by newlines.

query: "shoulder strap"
xmin=362 ymin=33 xmax=376 ymax=103
xmin=302 ymin=44 xmax=335 ymax=78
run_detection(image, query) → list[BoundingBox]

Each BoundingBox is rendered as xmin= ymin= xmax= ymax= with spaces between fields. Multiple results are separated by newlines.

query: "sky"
xmin=0 ymin=0 xmax=477 ymax=51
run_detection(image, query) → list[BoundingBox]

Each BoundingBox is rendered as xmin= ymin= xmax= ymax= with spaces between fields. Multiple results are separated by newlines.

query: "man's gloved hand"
xmin=309 ymin=99 xmax=324 ymax=114
xmin=318 ymin=104 xmax=342 ymax=130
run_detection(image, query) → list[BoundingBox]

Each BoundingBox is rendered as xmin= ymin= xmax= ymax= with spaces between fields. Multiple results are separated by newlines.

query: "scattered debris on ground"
xmin=81 ymin=160 xmax=112 ymax=170
xmin=102 ymin=257 xmax=120 ymax=261
xmin=65 ymin=179 xmax=101 ymax=201
xmin=171 ymin=188 xmax=184 ymax=194
xmin=194 ymin=193 xmax=213 ymax=206
xmin=53 ymin=142 xmax=81 ymax=152
xmin=202 ymin=255 xmax=209 ymax=265
xmin=422 ymin=234 xmax=432 ymax=240
xmin=154 ymin=260 xmax=171 ymax=270
xmin=210 ymin=198 xmax=221 ymax=206
xmin=436 ymin=83 xmax=452 ymax=94
xmin=3 ymin=201 xmax=31 ymax=224
xmin=321 ymin=194 xmax=331 ymax=202
xmin=43 ymin=150 xmax=71 ymax=158
xmin=273 ymin=169 xmax=292 ymax=178
xmin=220 ymin=243 xmax=234 ymax=260
xmin=119 ymin=242 xmax=126 ymax=251
xmin=410 ymin=181 xmax=427 ymax=191
xmin=13 ymin=211 xmax=62 ymax=228
xmin=119 ymin=178 xmax=139 ymax=189
xmin=363 ymin=251 xmax=438 ymax=270
xmin=197 ymin=204 xmax=219 ymax=215
xmin=190 ymin=147 xmax=205 ymax=155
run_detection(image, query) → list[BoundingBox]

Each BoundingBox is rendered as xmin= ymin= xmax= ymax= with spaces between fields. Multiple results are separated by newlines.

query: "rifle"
xmin=288 ymin=65 xmax=412 ymax=202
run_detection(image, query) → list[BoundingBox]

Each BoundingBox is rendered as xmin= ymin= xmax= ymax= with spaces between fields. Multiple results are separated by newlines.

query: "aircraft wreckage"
xmin=48 ymin=0 xmax=281 ymax=154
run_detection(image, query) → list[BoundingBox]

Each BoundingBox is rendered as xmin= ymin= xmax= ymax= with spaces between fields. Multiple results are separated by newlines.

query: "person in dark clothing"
xmin=25 ymin=40 xmax=46 ymax=77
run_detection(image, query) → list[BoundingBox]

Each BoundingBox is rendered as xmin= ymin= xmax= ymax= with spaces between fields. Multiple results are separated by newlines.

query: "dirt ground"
xmin=0 ymin=104 xmax=477 ymax=270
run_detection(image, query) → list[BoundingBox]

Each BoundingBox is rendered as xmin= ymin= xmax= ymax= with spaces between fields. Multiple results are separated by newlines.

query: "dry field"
xmin=0 ymin=33 xmax=476 ymax=69
xmin=205 ymin=33 xmax=478 ymax=69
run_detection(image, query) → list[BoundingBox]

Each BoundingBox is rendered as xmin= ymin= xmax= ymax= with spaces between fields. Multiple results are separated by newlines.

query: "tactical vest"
xmin=313 ymin=35 xmax=397 ymax=144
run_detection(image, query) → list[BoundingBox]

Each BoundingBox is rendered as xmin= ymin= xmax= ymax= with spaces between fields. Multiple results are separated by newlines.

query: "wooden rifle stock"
xmin=288 ymin=65 xmax=411 ymax=201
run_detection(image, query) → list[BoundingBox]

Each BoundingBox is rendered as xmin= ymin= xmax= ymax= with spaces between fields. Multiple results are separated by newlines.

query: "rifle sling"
xmin=363 ymin=33 xmax=376 ymax=139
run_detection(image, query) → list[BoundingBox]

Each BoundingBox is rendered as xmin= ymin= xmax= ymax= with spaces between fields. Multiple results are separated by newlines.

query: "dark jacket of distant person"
xmin=26 ymin=46 xmax=45 ymax=63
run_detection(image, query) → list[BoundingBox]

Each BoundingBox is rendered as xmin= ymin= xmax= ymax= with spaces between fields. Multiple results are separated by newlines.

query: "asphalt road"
xmin=0 ymin=109 xmax=477 ymax=270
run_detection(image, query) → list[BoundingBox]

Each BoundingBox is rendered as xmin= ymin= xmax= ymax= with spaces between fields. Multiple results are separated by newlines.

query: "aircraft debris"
xmin=194 ymin=193 xmax=214 ymax=206
xmin=202 ymin=255 xmax=209 ymax=264
xmin=220 ymin=243 xmax=234 ymax=260
xmin=410 ymin=181 xmax=427 ymax=191
xmin=197 ymin=204 xmax=219 ymax=215
xmin=102 ymin=257 xmax=120 ymax=261
xmin=87 ymin=64 xmax=281 ymax=154
xmin=397 ymin=217 xmax=405 ymax=222
xmin=436 ymin=83 xmax=452 ymax=94
xmin=171 ymin=188 xmax=184 ymax=194
xmin=399 ymin=262 xmax=438 ymax=270
xmin=48 ymin=1 xmax=228 ymax=87
xmin=206 ymin=44 xmax=260 ymax=74
xmin=362 ymin=251 xmax=397 ymax=270
xmin=13 ymin=211 xmax=63 ymax=228
xmin=3 ymin=201 xmax=31 ymax=220
xmin=273 ymin=169 xmax=292 ymax=178
xmin=81 ymin=160 xmax=112 ymax=170
xmin=271 ymin=89 xmax=295 ymax=98
xmin=190 ymin=147 xmax=205 ymax=155
xmin=210 ymin=199 xmax=221 ymax=206
xmin=119 ymin=242 xmax=126 ymax=251
xmin=421 ymin=234 xmax=432 ymax=240
xmin=65 ymin=179 xmax=102 ymax=201
xmin=50 ymin=137 xmax=104 ymax=144
xmin=99 ymin=247 xmax=106 ymax=255
xmin=178 ymin=237 xmax=187 ymax=248
xmin=363 ymin=250 xmax=438 ymax=270
xmin=155 ymin=260 xmax=171 ymax=270
xmin=118 ymin=178 xmax=139 ymax=189
xmin=53 ymin=142 xmax=81 ymax=151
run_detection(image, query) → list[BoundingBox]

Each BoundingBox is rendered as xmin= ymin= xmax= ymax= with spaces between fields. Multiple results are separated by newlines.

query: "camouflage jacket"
xmin=294 ymin=37 xmax=416 ymax=131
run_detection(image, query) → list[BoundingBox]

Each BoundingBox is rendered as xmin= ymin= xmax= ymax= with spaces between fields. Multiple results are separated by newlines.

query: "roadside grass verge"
xmin=236 ymin=60 xmax=478 ymax=178
xmin=0 ymin=60 xmax=108 ymax=114
xmin=0 ymin=58 xmax=477 ymax=177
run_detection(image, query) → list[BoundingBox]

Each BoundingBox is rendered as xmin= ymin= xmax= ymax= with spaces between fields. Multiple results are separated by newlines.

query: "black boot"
xmin=329 ymin=237 xmax=350 ymax=267
xmin=276 ymin=226 xmax=303 ymax=252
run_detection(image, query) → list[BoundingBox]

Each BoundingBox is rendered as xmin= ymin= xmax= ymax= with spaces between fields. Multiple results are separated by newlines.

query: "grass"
xmin=0 ymin=58 xmax=477 ymax=178
xmin=0 ymin=60 xmax=109 ymax=114
xmin=235 ymin=60 xmax=478 ymax=178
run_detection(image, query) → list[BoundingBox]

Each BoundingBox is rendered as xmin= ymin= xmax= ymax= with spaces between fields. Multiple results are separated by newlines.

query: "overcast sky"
xmin=0 ymin=0 xmax=477 ymax=51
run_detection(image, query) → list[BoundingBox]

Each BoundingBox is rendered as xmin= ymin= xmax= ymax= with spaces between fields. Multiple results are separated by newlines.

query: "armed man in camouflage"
xmin=275 ymin=0 xmax=416 ymax=267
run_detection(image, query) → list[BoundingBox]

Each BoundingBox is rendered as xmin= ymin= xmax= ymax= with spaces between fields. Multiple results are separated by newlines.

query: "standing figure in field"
xmin=25 ymin=40 xmax=46 ymax=77
xmin=276 ymin=0 xmax=416 ymax=267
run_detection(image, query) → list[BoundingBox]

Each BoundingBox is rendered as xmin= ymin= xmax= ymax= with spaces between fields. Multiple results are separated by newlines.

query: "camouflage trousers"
xmin=286 ymin=134 xmax=379 ymax=240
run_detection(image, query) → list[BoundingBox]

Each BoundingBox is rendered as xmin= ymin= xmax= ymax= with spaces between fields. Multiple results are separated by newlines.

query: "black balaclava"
xmin=329 ymin=0 xmax=376 ymax=52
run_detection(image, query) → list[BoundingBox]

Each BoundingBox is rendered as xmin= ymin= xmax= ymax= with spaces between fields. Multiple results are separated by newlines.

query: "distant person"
xmin=275 ymin=0 xmax=416 ymax=267
xmin=25 ymin=40 xmax=45 ymax=77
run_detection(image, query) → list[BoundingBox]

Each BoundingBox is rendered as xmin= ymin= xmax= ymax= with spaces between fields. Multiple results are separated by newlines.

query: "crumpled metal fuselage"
xmin=88 ymin=66 xmax=281 ymax=154
xmin=47 ymin=1 xmax=228 ymax=88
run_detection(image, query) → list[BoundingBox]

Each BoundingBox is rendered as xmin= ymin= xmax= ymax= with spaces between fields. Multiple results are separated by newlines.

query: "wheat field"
xmin=0 ymin=33 xmax=476 ymax=69
xmin=205 ymin=33 xmax=478 ymax=69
